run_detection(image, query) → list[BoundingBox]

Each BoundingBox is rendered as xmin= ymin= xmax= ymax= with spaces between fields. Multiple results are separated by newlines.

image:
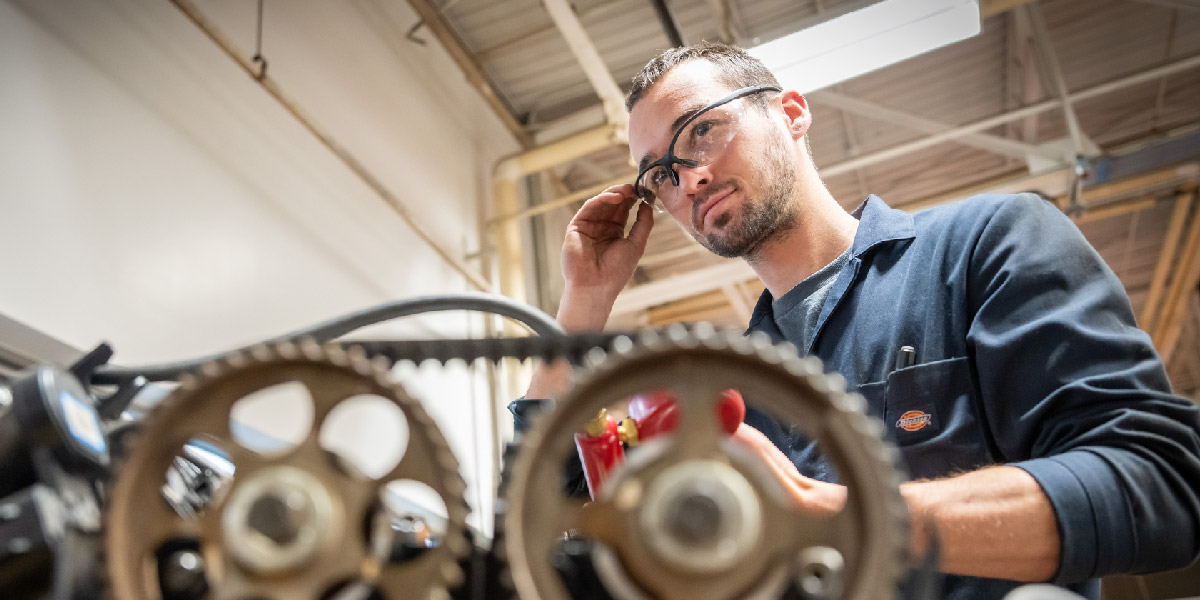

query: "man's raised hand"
xmin=560 ymin=183 xmax=655 ymax=303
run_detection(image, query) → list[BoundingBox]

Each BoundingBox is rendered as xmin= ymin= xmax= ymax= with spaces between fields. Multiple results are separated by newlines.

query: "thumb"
xmin=627 ymin=202 xmax=655 ymax=251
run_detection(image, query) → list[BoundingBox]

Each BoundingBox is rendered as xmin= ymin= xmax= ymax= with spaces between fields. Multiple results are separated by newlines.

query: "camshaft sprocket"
xmin=104 ymin=340 xmax=469 ymax=600
xmin=503 ymin=327 xmax=909 ymax=600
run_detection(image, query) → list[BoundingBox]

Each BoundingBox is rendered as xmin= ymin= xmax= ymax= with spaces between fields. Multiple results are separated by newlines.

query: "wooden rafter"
xmin=1152 ymin=190 xmax=1200 ymax=364
xmin=1141 ymin=192 xmax=1195 ymax=328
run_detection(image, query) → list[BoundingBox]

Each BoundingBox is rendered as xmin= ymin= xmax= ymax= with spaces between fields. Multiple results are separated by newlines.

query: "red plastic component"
xmin=628 ymin=389 xmax=745 ymax=441
xmin=574 ymin=415 xmax=624 ymax=499
xmin=573 ymin=389 xmax=747 ymax=499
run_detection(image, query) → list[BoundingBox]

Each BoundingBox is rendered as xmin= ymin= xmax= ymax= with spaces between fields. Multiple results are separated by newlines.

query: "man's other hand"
xmin=732 ymin=422 xmax=847 ymax=517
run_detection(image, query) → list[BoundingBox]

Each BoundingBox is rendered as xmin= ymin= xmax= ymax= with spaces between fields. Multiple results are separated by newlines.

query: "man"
xmin=521 ymin=42 xmax=1200 ymax=599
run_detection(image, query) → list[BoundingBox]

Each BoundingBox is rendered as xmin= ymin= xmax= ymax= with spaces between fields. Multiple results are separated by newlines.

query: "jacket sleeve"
xmin=963 ymin=193 xmax=1200 ymax=583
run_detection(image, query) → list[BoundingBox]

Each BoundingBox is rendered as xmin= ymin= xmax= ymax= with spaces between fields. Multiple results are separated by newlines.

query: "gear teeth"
xmin=103 ymin=339 xmax=469 ymax=600
xmin=323 ymin=343 xmax=348 ymax=366
xmin=611 ymin=334 xmax=634 ymax=355
xmin=825 ymin=371 xmax=848 ymax=393
xmin=225 ymin=350 xmax=249 ymax=370
xmin=583 ymin=347 xmax=607 ymax=369
xmin=666 ymin=323 xmax=690 ymax=342
xmin=177 ymin=373 xmax=198 ymax=392
xmin=250 ymin=343 xmax=274 ymax=362
xmin=692 ymin=321 xmax=715 ymax=339
xmin=370 ymin=353 xmax=393 ymax=373
xmin=198 ymin=360 xmax=222 ymax=379
xmin=638 ymin=328 xmax=660 ymax=347
xmin=297 ymin=337 xmax=322 ymax=360
xmin=746 ymin=330 xmax=774 ymax=350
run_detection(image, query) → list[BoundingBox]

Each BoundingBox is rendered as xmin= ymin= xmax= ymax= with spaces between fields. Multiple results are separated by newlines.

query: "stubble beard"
xmin=696 ymin=134 xmax=798 ymax=260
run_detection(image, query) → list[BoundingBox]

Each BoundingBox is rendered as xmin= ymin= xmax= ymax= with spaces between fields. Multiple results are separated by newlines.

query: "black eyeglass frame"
xmin=633 ymin=84 xmax=783 ymax=201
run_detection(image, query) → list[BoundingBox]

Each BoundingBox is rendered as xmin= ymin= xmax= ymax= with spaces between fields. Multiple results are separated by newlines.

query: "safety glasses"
xmin=634 ymin=85 xmax=781 ymax=205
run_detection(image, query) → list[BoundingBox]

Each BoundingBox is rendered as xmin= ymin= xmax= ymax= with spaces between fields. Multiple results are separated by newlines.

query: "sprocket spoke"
xmin=756 ymin=498 xmax=853 ymax=564
xmin=672 ymin=378 xmax=725 ymax=456
xmin=133 ymin=499 xmax=203 ymax=558
xmin=379 ymin=437 xmax=445 ymax=489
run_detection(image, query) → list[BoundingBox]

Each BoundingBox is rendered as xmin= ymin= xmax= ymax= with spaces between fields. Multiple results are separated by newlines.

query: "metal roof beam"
xmin=1024 ymin=3 xmax=1099 ymax=157
xmin=1004 ymin=7 xmax=1042 ymax=163
xmin=649 ymin=0 xmax=686 ymax=47
xmin=402 ymin=0 xmax=534 ymax=148
xmin=707 ymin=0 xmax=738 ymax=44
xmin=541 ymin=0 xmax=629 ymax=132
xmin=810 ymin=90 xmax=1061 ymax=162
xmin=821 ymin=51 xmax=1200 ymax=178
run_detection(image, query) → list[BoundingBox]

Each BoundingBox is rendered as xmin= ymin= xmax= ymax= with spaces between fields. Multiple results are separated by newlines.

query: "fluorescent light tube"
xmin=748 ymin=0 xmax=981 ymax=94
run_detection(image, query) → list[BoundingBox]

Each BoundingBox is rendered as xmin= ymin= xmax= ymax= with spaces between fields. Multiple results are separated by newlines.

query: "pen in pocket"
xmin=893 ymin=345 xmax=916 ymax=372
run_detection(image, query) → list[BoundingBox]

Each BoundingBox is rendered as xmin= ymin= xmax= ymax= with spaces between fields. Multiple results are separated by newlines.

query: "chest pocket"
xmin=856 ymin=356 xmax=996 ymax=481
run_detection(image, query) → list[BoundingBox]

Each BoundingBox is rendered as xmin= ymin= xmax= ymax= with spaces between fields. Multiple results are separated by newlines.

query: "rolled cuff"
xmin=1012 ymin=450 xmax=1131 ymax=584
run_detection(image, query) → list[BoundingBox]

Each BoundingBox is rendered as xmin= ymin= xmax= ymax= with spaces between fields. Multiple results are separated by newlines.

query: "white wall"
xmin=0 ymin=0 xmax=522 ymax=535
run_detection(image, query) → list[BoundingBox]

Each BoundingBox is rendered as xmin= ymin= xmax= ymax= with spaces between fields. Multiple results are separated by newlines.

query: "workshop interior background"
xmin=1 ymin=0 xmax=1199 ymax=597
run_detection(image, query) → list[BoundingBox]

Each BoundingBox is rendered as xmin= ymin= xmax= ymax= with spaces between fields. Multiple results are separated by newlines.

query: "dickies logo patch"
xmin=896 ymin=410 xmax=933 ymax=432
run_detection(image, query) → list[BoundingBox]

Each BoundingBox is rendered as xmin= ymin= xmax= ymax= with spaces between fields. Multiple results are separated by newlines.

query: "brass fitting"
xmin=618 ymin=417 xmax=639 ymax=447
xmin=584 ymin=408 xmax=609 ymax=437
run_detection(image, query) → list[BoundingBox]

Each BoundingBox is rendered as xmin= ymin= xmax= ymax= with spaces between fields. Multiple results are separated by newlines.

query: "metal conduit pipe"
xmin=490 ymin=123 xmax=626 ymax=303
xmin=169 ymin=0 xmax=491 ymax=292
xmin=488 ymin=172 xmax=634 ymax=226
xmin=649 ymin=0 xmax=687 ymax=47
xmin=541 ymin=0 xmax=630 ymax=132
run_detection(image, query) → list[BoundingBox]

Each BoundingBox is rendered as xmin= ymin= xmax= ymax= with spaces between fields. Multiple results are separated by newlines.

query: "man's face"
xmin=628 ymin=60 xmax=798 ymax=259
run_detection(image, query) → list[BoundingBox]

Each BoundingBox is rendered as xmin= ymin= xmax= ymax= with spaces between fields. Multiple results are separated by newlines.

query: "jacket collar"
xmin=849 ymin=195 xmax=916 ymax=257
xmin=746 ymin=195 xmax=915 ymax=329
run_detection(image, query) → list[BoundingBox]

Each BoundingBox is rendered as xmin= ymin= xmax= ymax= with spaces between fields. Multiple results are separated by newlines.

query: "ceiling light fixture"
xmin=748 ymin=0 xmax=982 ymax=94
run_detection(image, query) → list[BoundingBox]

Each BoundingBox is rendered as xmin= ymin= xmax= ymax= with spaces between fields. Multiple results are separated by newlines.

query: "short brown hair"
xmin=626 ymin=41 xmax=781 ymax=112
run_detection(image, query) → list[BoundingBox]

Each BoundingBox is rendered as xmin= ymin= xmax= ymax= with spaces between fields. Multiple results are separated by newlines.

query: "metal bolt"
xmin=246 ymin=492 xmax=307 ymax=546
xmin=795 ymin=546 xmax=845 ymax=600
xmin=666 ymin=492 xmax=723 ymax=545
xmin=0 ymin=503 xmax=20 ymax=522
xmin=160 ymin=549 xmax=208 ymax=599
xmin=7 ymin=538 xmax=31 ymax=554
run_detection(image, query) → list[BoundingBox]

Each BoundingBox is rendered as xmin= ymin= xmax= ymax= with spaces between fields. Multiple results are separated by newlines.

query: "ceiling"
xmin=399 ymin=0 xmax=1200 ymax=397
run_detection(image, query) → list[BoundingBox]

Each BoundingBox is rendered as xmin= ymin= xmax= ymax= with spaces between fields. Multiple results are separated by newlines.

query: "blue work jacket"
xmin=744 ymin=194 xmax=1200 ymax=599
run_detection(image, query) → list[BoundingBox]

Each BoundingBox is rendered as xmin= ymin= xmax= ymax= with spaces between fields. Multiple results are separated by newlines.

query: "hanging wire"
xmin=251 ymin=0 xmax=268 ymax=80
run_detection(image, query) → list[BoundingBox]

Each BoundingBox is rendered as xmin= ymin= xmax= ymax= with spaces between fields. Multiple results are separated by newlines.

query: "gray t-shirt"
xmin=770 ymin=248 xmax=852 ymax=351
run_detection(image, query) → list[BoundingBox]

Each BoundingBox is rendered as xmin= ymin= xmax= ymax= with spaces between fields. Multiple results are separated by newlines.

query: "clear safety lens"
xmin=675 ymin=101 xmax=745 ymax=167
xmin=637 ymin=100 xmax=747 ymax=203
